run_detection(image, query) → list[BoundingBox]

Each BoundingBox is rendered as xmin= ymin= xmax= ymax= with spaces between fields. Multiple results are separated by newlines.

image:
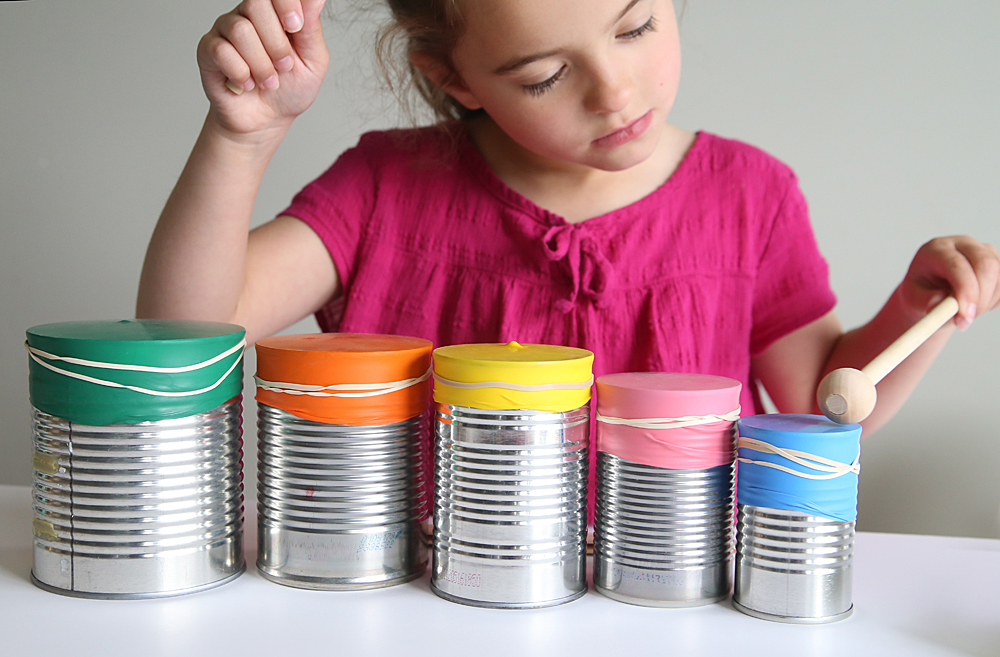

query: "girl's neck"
xmin=465 ymin=116 xmax=695 ymax=224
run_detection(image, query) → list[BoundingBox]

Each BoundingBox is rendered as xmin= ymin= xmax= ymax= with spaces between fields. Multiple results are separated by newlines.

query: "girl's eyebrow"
xmin=613 ymin=0 xmax=645 ymax=24
xmin=494 ymin=49 xmax=563 ymax=76
xmin=492 ymin=0 xmax=645 ymax=76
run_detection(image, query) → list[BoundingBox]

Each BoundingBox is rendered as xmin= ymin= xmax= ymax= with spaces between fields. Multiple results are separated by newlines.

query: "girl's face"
xmin=446 ymin=0 xmax=681 ymax=173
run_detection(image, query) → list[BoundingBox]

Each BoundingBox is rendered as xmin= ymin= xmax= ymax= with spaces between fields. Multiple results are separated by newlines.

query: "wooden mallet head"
xmin=817 ymin=367 xmax=877 ymax=425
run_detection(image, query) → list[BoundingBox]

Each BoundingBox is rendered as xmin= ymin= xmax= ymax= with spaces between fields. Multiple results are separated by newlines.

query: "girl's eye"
xmin=618 ymin=15 xmax=657 ymax=40
xmin=523 ymin=66 xmax=567 ymax=97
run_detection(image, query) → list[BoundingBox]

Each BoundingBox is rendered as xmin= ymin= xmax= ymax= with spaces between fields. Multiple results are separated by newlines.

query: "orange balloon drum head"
xmin=254 ymin=333 xmax=433 ymax=426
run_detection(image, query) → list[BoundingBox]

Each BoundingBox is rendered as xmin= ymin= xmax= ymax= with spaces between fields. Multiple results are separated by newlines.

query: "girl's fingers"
xmin=217 ymin=11 xmax=280 ymax=90
xmin=955 ymin=239 xmax=1000 ymax=316
xmin=910 ymin=236 xmax=1000 ymax=329
xmin=922 ymin=237 xmax=980 ymax=330
xmin=238 ymin=0 xmax=296 ymax=76
xmin=290 ymin=0 xmax=329 ymax=65
xmin=198 ymin=32 xmax=255 ymax=92
xmin=944 ymin=247 xmax=979 ymax=330
xmin=269 ymin=0 xmax=306 ymax=34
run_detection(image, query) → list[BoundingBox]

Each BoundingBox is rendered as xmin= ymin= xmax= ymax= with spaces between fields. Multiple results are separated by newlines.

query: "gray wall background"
xmin=1 ymin=1 xmax=997 ymax=538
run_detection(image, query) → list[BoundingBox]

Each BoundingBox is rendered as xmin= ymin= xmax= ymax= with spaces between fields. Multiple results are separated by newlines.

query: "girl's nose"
xmin=585 ymin=63 xmax=633 ymax=114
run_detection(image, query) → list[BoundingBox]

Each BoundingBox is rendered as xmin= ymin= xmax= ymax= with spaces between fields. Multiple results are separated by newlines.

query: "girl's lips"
xmin=592 ymin=111 xmax=653 ymax=148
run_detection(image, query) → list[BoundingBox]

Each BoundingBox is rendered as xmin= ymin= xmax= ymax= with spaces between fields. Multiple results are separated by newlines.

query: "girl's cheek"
xmin=651 ymin=59 xmax=680 ymax=102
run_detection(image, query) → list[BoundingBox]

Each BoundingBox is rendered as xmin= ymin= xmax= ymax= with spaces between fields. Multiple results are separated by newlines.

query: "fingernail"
xmin=225 ymin=79 xmax=244 ymax=95
xmin=242 ymin=78 xmax=255 ymax=91
xmin=967 ymin=303 xmax=978 ymax=321
xmin=275 ymin=56 xmax=294 ymax=72
xmin=283 ymin=11 xmax=303 ymax=32
xmin=262 ymin=75 xmax=279 ymax=90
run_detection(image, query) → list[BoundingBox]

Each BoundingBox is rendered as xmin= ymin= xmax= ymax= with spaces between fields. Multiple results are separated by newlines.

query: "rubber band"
xmin=25 ymin=340 xmax=245 ymax=373
xmin=737 ymin=436 xmax=860 ymax=481
xmin=432 ymin=373 xmax=594 ymax=392
xmin=25 ymin=341 xmax=245 ymax=398
xmin=597 ymin=406 xmax=741 ymax=430
xmin=256 ymin=368 xmax=432 ymax=398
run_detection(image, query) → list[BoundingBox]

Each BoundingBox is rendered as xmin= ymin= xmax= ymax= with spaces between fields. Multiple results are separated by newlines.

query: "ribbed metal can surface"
xmin=256 ymin=404 xmax=429 ymax=589
xmin=734 ymin=504 xmax=854 ymax=623
xmin=31 ymin=398 xmax=245 ymax=598
xmin=432 ymin=404 xmax=589 ymax=608
xmin=593 ymin=453 xmax=734 ymax=606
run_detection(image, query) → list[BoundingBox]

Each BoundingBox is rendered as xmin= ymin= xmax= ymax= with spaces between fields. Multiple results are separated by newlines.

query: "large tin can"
xmin=27 ymin=320 xmax=246 ymax=598
xmin=430 ymin=342 xmax=594 ymax=608
xmin=31 ymin=401 xmax=245 ymax=598
xmin=253 ymin=333 xmax=433 ymax=589
xmin=733 ymin=414 xmax=862 ymax=623
xmin=592 ymin=373 xmax=741 ymax=607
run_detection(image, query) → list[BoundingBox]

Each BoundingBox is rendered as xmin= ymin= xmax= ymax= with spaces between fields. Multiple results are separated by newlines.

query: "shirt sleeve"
xmin=749 ymin=173 xmax=837 ymax=356
xmin=279 ymin=133 xmax=380 ymax=292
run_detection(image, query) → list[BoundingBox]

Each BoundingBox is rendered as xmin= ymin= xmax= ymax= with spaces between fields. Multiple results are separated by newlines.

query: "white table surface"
xmin=1 ymin=484 xmax=997 ymax=657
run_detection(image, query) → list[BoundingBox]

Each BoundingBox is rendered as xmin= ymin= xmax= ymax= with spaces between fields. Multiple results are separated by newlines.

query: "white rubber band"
xmin=737 ymin=436 xmax=861 ymax=480
xmin=25 ymin=341 xmax=245 ymax=398
xmin=256 ymin=368 xmax=432 ymax=398
xmin=432 ymin=373 xmax=594 ymax=392
xmin=25 ymin=340 xmax=246 ymax=373
xmin=596 ymin=407 xmax=741 ymax=430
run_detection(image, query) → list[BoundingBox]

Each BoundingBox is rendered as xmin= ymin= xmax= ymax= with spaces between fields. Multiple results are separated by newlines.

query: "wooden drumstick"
xmin=817 ymin=296 xmax=960 ymax=425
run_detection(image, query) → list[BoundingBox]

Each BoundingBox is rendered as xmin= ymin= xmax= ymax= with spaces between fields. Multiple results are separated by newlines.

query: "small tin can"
xmin=734 ymin=505 xmax=854 ymax=623
xmin=594 ymin=455 xmax=735 ymax=606
xmin=430 ymin=342 xmax=594 ymax=608
xmin=28 ymin=320 xmax=246 ymax=598
xmin=254 ymin=333 xmax=433 ymax=589
xmin=733 ymin=414 xmax=862 ymax=623
xmin=593 ymin=373 xmax=741 ymax=607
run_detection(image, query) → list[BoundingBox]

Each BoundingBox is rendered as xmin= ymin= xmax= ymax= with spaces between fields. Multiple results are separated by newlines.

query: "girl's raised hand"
xmin=197 ymin=0 xmax=330 ymax=140
xmin=897 ymin=235 xmax=1000 ymax=331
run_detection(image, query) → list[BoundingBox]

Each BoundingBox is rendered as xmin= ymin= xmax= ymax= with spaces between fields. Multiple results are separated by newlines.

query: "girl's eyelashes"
xmin=519 ymin=15 xmax=656 ymax=98
xmin=523 ymin=65 xmax=567 ymax=97
xmin=618 ymin=15 xmax=657 ymax=40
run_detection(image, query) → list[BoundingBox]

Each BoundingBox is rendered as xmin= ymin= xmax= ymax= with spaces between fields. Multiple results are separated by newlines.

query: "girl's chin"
xmin=583 ymin=141 xmax=659 ymax=172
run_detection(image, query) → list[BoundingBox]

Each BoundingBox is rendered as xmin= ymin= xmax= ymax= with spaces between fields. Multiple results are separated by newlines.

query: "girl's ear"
xmin=411 ymin=52 xmax=483 ymax=111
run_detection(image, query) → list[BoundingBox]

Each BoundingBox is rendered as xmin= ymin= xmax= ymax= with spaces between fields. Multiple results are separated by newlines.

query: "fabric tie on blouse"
xmin=543 ymin=225 xmax=614 ymax=313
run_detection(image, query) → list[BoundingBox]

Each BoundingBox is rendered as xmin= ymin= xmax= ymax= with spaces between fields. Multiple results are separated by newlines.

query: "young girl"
xmin=138 ymin=0 xmax=998 ymax=439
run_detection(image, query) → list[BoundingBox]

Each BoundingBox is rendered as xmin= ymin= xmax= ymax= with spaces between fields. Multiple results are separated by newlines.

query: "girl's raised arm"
xmin=137 ymin=0 xmax=336 ymax=344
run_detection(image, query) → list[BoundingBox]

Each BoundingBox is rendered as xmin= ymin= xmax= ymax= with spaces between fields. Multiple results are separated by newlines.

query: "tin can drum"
xmin=27 ymin=319 xmax=247 ymax=599
xmin=592 ymin=372 xmax=741 ymax=607
xmin=733 ymin=414 xmax=861 ymax=623
xmin=430 ymin=342 xmax=594 ymax=608
xmin=253 ymin=333 xmax=433 ymax=590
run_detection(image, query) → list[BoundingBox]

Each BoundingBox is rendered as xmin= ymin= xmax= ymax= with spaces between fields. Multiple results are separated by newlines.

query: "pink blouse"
xmin=283 ymin=124 xmax=837 ymax=515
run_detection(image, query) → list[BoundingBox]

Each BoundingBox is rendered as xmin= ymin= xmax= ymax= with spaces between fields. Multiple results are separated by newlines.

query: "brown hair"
xmin=376 ymin=0 xmax=478 ymax=123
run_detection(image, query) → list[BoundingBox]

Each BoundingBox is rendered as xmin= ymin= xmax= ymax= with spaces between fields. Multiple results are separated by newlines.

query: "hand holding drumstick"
xmin=817 ymin=237 xmax=999 ymax=426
